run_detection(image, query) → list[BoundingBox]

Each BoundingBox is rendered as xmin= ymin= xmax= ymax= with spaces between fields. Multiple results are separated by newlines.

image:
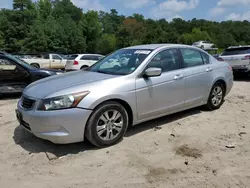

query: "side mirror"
xmin=144 ymin=67 xmax=162 ymax=77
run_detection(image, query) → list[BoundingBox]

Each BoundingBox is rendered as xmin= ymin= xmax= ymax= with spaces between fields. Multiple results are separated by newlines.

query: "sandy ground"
xmin=0 ymin=79 xmax=250 ymax=188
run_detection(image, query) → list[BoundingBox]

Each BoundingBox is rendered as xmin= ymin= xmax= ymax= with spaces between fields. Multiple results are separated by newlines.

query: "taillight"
xmin=242 ymin=55 xmax=250 ymax=60
xmin=73 ymin=60 xmax=78 ymax=65
xmin=216 ymin=57 xmax=224 ymax=62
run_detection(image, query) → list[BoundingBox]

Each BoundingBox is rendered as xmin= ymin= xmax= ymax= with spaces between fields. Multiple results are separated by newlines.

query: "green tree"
xmin=1 ymin=0 xmax=250 ymax=53
xmin=13 ymin=0 xmax=33 ymax=10
xmin=179 ymin=28 xmax=212 ymax=45
xmin=98 ymin=34 xmax=116 ymax=54
xmin=81 ymin=11 xmax=102 ymax=53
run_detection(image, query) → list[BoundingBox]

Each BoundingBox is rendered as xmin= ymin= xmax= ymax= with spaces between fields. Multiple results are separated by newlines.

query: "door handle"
xmin=174 ymin=74 xmax=184 ymax=80
xmin=206 ymin=67 xmax=213 ymax=72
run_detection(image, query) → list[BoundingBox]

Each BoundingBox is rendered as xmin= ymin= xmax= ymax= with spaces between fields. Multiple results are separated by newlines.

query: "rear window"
xmin=81 ymin=55 xmax=102 ymax=61
xmin=221 ymin=47 xmax=250 ymax=56
xmin=67 ymin=55 xmax=78 ymax=60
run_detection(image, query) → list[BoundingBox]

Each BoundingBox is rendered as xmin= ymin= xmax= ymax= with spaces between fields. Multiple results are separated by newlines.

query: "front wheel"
xmin=85 ymin=101 xmax=129 ymax=147
xmin=205 ymin=82 xmax=225 ymax=110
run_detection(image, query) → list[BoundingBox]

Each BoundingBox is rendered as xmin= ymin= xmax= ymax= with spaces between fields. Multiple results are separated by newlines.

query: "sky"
xmin=1 ymin=0 xmax=250 ymax=22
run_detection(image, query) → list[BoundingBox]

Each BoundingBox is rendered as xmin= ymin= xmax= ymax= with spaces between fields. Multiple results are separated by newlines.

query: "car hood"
xmin=24 ymin=71 xmax=118 ymax=99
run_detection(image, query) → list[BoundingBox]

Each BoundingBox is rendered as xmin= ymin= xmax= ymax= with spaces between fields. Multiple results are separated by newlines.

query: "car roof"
xmin=227 ymin=45 xmax=250 ymax=49
xmin=77 ymin=54 xmax=103 ymax=56
xmin=124 ymin=44 xmax=191 ymax=50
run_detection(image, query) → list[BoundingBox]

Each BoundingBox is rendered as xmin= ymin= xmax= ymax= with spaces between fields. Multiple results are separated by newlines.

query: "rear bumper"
xmin=65 ymin=65 xmax=81 ymax=71
xmin=232 ymin=65 xmax=250 ymax=72
xmin=16 ymin=100 xmax=92 ymax=144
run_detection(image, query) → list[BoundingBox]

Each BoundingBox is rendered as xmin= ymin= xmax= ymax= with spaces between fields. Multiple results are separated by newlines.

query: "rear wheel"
xmin=205 ymin=82 xmax=225 ymax=110
xmin=30 ymin=63 xmax=40 ymax=68
xmin=80 ymin=65 xmax=88 ymax=70
xmin=85 ymin=101 xmax=129 ymax=147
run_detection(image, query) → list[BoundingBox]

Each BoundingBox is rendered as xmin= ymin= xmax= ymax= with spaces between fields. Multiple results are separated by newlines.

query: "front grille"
xmin=22 ymin=97 xmax=35 ymax=110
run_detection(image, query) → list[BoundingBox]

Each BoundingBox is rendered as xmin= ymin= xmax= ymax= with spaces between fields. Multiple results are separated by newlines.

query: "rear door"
xmin=179 ymin=48 xmax=213 ymax=107
xmin=79 ymin=55 xmax=97 ymax=67
xmin=220 ymin=47 xmax=250 ymax=67
xmin=51 ymin=54 xmax=63 ymax=69
xmin=0 ymin=55 xmax=30 ymax=93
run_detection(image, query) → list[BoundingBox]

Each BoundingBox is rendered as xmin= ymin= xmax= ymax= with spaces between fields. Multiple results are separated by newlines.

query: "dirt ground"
xmin=1 ymin=78 xmax=250 ymax=188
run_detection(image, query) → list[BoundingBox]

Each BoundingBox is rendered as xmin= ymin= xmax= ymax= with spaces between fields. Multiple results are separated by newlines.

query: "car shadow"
xmin=125 ymin=107 xmax=202 ymax=137
xmin=233 ymin=73 xmax=250 ymax=82
xmin=13 ymin=107 xmax=202 ymax=157
xmin=13 ymin=126 xmax=96 ymax=158
xmin=0 ymin=93 xmax=21 ymax=100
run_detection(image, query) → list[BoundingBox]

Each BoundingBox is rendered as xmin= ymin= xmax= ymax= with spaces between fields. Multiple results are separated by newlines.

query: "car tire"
xmin=85 ymin=101 xmax=129 ymax=147
xmin=31 ymin=63 xmax=40 ymax=68
xmin=205 ymin=82 xmax=225 ymax=111
xmin=201 ymin=45 xmax=204 ymax=49
xmin=81 ymin=66 xmax=88 ymax=70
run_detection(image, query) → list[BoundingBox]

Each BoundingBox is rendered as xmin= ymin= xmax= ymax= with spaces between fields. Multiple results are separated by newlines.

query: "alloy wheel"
xmin=211 ymin=86 xmax=223 ymax=107
xmin=96 ymin=110 xmax=124 ymax=141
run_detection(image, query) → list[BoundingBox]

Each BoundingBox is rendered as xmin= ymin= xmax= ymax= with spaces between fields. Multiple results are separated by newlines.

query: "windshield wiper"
xmin=96 ymin=70 xmax=109 ymax=74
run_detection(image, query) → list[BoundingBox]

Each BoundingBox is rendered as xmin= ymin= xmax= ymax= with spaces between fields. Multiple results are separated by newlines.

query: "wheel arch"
xmin=83 ymin=98 xmax=134 ymax=141
xmin=30 ymin=63 xmax=40 ymax=68
xmin=80 ymin=65 xmax=89 ymax=69
xmin=90 ymin=98 xmax=134 ymax=127
xmin=212 ymin=78 xmax=227 ymax=93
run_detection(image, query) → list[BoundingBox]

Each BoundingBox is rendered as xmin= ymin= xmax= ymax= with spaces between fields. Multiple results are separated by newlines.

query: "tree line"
xmin=1 ymin=0 xmax=250 ymax=55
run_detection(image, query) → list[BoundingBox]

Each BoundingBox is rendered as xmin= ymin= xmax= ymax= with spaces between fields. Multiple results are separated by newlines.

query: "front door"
xmin=136 ymin=48 xmax=185 ymax=121
xmin=179 ymin=48 xmax=213 ymax=107
xmin=0 ymin=55 xmax=30 ymax=93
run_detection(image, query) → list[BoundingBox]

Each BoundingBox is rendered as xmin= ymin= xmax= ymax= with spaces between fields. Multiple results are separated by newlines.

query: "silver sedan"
xmin=16 ymin=44 xmax=233 ymax=147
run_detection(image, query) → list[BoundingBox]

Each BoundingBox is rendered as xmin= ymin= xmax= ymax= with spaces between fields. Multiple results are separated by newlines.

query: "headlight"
xmin=37 ymin=91 xmax=89 ymax=111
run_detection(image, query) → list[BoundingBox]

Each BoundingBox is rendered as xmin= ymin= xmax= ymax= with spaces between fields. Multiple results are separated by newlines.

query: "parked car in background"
xmin=218 ymin=46 xmax=250 ymax=73
xmin=192 ymin=41 xmax=215 ymax=49
xmin=21 ymin=53 xmax=67 ymax=70
xmin=16 ymin=44 xmax=233 ymax=147
xmin=65 ymin=54 xmax=104 ymax=71
xmin=0 ymin=52 xmax=62 ymax=94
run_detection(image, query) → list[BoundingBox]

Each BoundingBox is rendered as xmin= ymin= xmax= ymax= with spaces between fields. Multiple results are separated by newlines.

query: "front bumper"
xmin=16 ymin=99 xmax=92 ymax=144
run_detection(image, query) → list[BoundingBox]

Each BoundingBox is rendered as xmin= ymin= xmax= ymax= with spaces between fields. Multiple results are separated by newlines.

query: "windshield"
xmin=87 ymin=49 xmax=152 ymax=75
xmin=7 ymin=54 xmax=37 ymax=70
xmin=221 ymin=47 xmax=250 ymax=56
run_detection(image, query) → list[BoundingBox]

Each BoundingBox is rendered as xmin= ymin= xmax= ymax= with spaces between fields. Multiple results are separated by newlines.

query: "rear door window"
xmin=221 ymin=47 xmax=250 ymax=56
xmin=91 ymin=56 xmax=102 ymax=61
xmin=180 ymin=48 xmax=204 ymax=68
xmin=200 ymin=52 xmax=210 ymax=64
xmin=43 ymin=54 xmax=49 ymax=59
xmin=80 ymin=55 xmax=98 ymax=61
